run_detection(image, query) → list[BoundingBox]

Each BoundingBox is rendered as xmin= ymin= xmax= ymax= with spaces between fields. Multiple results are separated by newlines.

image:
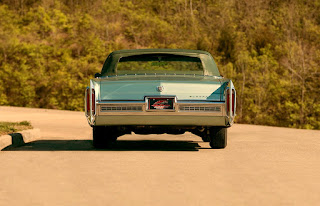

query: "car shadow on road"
xmin=2 ymin=139 xmax=203 ymax=151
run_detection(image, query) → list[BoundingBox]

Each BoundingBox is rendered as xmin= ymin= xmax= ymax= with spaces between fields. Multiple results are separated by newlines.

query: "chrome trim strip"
xmin=89 ymin=81 xmax=93 ymax=123
xmin=84 ymin=87 xmax=88 ymax=118
xmin=179 ymin=105 xmax=221 ymax=112
xmin=98 ymin=100 xmax=145 ymax=104
xmin=99 ymin=74 xmax=223 ymax=79
xmin=97 ymin=111 xmax=223 ymax=116
xmin=88 ymin=80 xmax=96 ymax=125
xmin=98 ymin=100 xmax=223 ymax=103
xmin=177 ymin=100 xmax=224 ymax=104
xmin=229 ymin=86 xmax=232 ymax=118
xmin=233 ymin=88 xmax=237 ymax=116
xmin=97 ymin=102 xmax=225 ymax=116
xmin=100 ymin=105 xmax=143 ymax=112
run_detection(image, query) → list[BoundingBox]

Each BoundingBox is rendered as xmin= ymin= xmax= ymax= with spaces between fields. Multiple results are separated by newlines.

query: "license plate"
xmin=147 ymin=97 xmax=175 ymax=110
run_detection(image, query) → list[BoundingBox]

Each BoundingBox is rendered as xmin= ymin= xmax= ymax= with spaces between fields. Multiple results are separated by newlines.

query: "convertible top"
xmin=100 ymin=49 xmax=220 ymax=76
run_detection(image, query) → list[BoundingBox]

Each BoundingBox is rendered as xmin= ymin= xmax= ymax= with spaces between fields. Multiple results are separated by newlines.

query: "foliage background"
xmin=0 ymin=0 xmax=319 ymax=129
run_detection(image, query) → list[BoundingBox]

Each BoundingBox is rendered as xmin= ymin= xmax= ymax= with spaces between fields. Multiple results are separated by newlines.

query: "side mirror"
xmin=94 ymin=73 xmax=101 ymax=78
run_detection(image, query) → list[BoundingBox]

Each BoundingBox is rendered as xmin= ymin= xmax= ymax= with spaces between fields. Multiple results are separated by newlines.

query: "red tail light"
xmin=86 ymin=88 xmax=95 ymax=115
xmin=226 ymin=89 xmax=235 ymax=116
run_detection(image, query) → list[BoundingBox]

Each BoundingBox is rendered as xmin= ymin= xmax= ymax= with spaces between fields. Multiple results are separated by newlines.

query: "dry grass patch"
xmin=0 ymin=121 xmax=33 ymax=136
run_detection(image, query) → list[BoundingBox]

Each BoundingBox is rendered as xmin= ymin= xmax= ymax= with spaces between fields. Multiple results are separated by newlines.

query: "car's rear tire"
xmin=93 ymin=126 xmax=118 ymax=148
xmin=209 ymin=127 xmax=227 ymax=149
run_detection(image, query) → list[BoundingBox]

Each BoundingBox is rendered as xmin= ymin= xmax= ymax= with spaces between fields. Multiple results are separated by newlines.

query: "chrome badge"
xmin=156 ymin=86 xmax=164 ymax=92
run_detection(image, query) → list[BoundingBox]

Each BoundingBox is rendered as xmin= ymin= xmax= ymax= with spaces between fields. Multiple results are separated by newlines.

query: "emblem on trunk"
xmin=156 ymin=86 xmax=164 ymax=92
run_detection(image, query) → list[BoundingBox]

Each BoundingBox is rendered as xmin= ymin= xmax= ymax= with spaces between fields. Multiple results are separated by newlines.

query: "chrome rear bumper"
xmin=95 ymin=115 xmax=228 ymax=126
xmin=93 ymin=100 xmax=230 ymax=126
xmin=96 ymin=101 xmax=226 ymax=117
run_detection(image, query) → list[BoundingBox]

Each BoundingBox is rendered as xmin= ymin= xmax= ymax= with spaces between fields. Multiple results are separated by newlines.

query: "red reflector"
xmin=92 ymin=89 xmax=95 ymax=114
xmin=226 ymin=89 xmax=235 ymax=116
xmin=232 ymin=91 xmax=235 ymax=114
xmin=86 ymin=88 xmax=95 ymax=115
xmin=86 ymin=89 xmax=90 ymax=115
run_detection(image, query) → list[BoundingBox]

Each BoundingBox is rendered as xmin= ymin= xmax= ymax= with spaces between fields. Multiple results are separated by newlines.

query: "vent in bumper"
xmin=101 ymin=105 xmax=143 ymax=112
xmin=179 ymin=105 xmax=221 ymax=112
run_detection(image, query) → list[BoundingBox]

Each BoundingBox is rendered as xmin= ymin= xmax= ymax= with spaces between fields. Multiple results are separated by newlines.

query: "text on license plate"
xmin=148 ymin=98 xmax=175 ymax=110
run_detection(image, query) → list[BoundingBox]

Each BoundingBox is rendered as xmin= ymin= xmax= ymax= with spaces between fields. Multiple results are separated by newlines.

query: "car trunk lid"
xmin=94 ymin=75 xmax=228 ymax=102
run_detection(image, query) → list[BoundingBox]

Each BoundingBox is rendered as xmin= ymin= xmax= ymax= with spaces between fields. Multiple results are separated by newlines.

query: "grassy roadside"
xmin=0 ymin=121 xmax=33 ymax=136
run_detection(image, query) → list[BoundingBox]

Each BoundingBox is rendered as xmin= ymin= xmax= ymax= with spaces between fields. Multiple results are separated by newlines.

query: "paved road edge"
xmin=0 ymin=128 xmax=41 ymax=150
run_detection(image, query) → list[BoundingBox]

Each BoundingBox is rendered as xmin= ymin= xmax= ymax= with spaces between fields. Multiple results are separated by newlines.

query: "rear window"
xmin=116 ymin=54 xmax=204 ymax=75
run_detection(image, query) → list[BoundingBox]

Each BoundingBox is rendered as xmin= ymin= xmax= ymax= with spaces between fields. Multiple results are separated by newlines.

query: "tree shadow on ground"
xmin=2 ymin=139 xmax=203 ymax=151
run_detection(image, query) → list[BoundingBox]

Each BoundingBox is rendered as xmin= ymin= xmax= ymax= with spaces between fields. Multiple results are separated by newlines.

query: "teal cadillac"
xmin=85 ymin=49 xmax=236 ymax=149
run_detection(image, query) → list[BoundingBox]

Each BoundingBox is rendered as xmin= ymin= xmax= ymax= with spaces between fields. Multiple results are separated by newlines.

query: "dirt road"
xmin=0 ymin=106 xmax=319 ymax=206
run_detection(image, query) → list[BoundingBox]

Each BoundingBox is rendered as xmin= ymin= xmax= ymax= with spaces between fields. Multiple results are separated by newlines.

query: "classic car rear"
xmin=85 ymin=49 xmax=236 ymax=149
